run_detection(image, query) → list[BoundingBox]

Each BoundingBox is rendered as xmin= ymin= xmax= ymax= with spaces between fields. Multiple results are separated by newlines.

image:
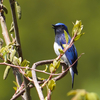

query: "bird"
xmin=52 ymin=23 xmax=78 ymax=88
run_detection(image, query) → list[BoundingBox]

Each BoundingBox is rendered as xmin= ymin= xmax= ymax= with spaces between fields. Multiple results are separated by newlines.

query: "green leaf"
xmin=72 ymin=20 xmax=84 ymax=41
xmin=37 ymin=77 xmax=45 ymax=81
xmin=64 ymin=30 xmax=68 ymax=43
xmin=86 ymin=93 xmax=99 ymax=100
xmin=10 ymin=49 xmax=16 ymax=62
xmin=53 ymin=59 xmax=60 ymax=69
xmin=21 ymin=59 xmax=30 ymax=67
xmin=3 ymin=50 xmax=7 ymax=62
xmin=67 ymin=89 xmax=100 ymax=100
xmin=74 ymin=32 xmax=85 ymax=41
xmin=49 ymin=59 xmax=60 ymax=73
xmin=49 ymin=63 xmax=55 ymax=73
xmin=13 ymin=87 xmax=17 ymax=91
xmin=3 ymin=66 xmax=11 ymax=80
xmin=13 ymin=81 xmax=19 ymax=87
xmin=15 ymin=1 xmax=22 ymax=19
xmin=58 ymin=48 xmax=64 ymax=54
xmin=12 ymin=56 xmax=22 ymax=65
xmin=9 ymin=22 xmax=14 ymax=33
xmin=67 ymin=90 xmax=77 ymax=96
xmin=25 ymin=70 xmax=32 ymax=78
xmin=48 ymin=79 xmax=56 ymax=91
xmin=44 ymin=65 xmax=48 ymax=72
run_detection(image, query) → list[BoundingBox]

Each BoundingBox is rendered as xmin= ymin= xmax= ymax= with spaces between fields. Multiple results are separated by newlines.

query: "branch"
xmin=9 ymin=0 xmax=31 ymax=99
xmin=9 ymin=53 xmax=83 ymax=100
xmin=0 ymin=6 xmax=10 ymax=45
xmin=31 ymin=60 xmax=68 ymax=100
xmin=0 ymin=1 xmax=23 ymax=98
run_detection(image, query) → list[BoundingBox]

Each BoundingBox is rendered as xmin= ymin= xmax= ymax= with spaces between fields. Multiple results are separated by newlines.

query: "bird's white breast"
xmin=53 ymin=42 xmax=69 ymax=64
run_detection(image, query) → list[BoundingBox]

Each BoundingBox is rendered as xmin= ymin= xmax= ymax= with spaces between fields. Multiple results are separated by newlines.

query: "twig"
xmin=32 ymin=63 xmax=45 ymax=100
xmin=0 ymin=8 xmax=10 ymax=45
xmin=0 ymin=62 xmax=60 ymax=76
xmin=47 ymin=90 xmax=51 ymax=100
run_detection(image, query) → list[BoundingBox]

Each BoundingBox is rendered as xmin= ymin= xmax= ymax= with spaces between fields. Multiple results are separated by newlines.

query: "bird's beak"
xmin=52 ymin=24 xmax=55 ymax=29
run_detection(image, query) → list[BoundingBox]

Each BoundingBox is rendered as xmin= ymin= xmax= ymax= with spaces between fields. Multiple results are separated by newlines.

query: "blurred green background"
xmin=0 ymin=0 xmax=100 ymax=99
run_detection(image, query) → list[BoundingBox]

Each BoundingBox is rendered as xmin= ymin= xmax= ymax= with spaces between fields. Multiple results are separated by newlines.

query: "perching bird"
xmin=52 ymin=23 xmax=78 ymax=88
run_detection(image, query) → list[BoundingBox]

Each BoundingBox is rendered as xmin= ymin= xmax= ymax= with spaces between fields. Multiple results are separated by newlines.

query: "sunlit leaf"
xmin=48 ymin=79 xmax=56 ymax=91
xmin=10 ymin=49 xmax=16 ymax=62
xmin=64 ymin=30 xmax=68 ymax=43
xmin=25 ymin=70 xmax=32 ymax=78
xmin=86 ymin=92 xmax=99 ymax=100
xmin=37 ymin=77 xmax=45 ymax=81
xmin=13 ymin=87 xmax=17 ymax=91
xmin=9 ymin=26 xmax=14 ymax=33
xmin=67 ymin=89 xmax=100 ymax=100
xmin=44 ymin=65 xmax=48 ymax=72
xmin=13 ymin=81 xmax=19 ymax=87
xmin=49 ymin=63 xmax=55 ymax=73
xmin=58 ymin=48 xmax=64 ymax=54
xmin=67 ymin=90 xmax=77 ymax=96
xmin=3 ymin=66 xmax=11 ymax=80
xmin=13 ymin=56 xmax=21 ymax=65
xmin=53 ymin=59 xmax=60 ymax=69
xmin=72 ymin=20 xmax=84 ymax=41
xmin=9 ymin=22 xmax=14 ymax=33
xmin=74 ymin=32 xmax=85 ymax=41
xmin=21 ymin=59 xmax=30 ymax=67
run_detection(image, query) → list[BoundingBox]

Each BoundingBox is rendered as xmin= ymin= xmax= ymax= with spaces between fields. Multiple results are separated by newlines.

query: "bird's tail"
xmin=69 ymin=68 xmax=74 ymax=89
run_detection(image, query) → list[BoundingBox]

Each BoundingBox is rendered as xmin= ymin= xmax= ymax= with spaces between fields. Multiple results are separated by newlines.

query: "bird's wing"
xmin=60 ymin=34 xmax=78 ymax=74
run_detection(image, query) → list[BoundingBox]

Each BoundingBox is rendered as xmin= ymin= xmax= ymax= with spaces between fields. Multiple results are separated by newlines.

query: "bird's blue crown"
xmin=55 ymin=23 xmax=69 ymax=33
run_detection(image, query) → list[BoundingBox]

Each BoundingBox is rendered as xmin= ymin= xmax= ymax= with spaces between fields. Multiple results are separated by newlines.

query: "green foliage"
xmin=3 ymin=66 xmax=11 ymax=80
xmin=15 ymin=1 xmax=22 ymax=19
xmin=44 ymin=64 xmax=48 ymax=72
xmin=0 ymin=41 xmax=30 ymax=80
xmin=49 ymin=59 xmax=60 ymax=73
xmin=13 ymin=81 xmax=19 ymax=91
xmin=9 ymin=22 xmax=14 ymax=33
xmin=12 ymin=56 xmax=22 ymax=65
xmin=47 ymin=79 xmax=56 ymax=91
xmin=58 ymin=48 xmax=64 ymax=54
xmin=72 ymin=20 xmax=84 ymax=41
xmin=37 ymin=77 xmax=45 ymax=81
xmin=67 ymin=89 xmax=100 ymax=100
xmin=64 ymin=30 xmax=68 ymax=43
xmin=24 ymin=70 xmax=32 ymax=78
xmin=21 ymin=59 xmax=30 ymax=67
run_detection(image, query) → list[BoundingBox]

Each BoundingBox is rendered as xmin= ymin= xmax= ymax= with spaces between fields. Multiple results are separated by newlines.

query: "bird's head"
xmin=52 ymin=23 xmax=69 ymax=34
